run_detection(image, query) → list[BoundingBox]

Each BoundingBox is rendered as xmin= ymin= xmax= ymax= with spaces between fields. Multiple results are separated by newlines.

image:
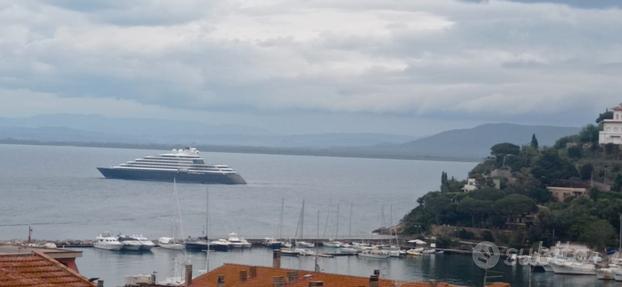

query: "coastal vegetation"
xmin=401 ymin=115 xmax=622 ymax=250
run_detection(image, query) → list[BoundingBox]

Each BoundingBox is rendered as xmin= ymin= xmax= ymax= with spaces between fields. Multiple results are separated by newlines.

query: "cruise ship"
xmin=97 ymin=147 xmax=246 ymax=184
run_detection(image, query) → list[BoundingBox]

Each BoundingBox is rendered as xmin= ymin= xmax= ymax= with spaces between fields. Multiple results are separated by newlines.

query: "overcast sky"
xmin=0 ymin=0 xmax=620 ymax=136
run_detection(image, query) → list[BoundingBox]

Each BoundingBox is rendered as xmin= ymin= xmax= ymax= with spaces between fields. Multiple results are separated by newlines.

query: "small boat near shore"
xmin=358 ymin=249 xmax=390 ymax=259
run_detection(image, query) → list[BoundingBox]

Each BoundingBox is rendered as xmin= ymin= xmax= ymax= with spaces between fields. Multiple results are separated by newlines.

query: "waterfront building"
xmin=546 ymin=186 xmax=588 ymax=202
xmin=0 ymin=247 xmax=95 ymax=287
xmin=462 ymin=178 xmax=478 ymax=192
xmin=599 ymin=103 xmax=622 ymax=145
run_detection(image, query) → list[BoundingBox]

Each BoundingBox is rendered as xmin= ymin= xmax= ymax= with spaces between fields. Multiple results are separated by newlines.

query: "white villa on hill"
xmin=599 ymin=103 xmax=622 ymax=145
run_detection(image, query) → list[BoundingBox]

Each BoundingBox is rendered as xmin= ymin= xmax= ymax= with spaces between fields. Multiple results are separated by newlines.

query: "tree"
xmin=531 ymin=150 xmax=579 ymax=185
xmin=567 ymin=146 xmax=582 ymax=158
xmin=491 ymin=143 xmax=520 ymax=156
xmin=457 ymin=198 xmax=492 ymax=227
xmin=578 ymin=219 xmax=615 ymax=250
xmin=493 ymin=194 xmax=537 ymax=218
xmin=613 ymin=174 xmax=622 ymax=192
xmin=596 ymin=110 xmax=614 ymax=123
xmin=531 ymin=134 xmax=539 ymax=149
xmin=578 ymin=125 xmax=599 ymax=144
xmin=579 ymin=163 xmax=594 ymax=181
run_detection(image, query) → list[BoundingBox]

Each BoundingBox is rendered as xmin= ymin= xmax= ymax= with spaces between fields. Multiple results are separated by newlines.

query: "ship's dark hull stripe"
xmin=97 ymin=167 xmax=246 ymax=184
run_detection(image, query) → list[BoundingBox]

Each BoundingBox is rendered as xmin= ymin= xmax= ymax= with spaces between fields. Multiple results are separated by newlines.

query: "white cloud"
xmin=0 ymin=0 xmax=621 ymax=128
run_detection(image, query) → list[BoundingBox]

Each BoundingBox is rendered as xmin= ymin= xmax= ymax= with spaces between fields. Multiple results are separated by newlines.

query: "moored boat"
xmin=94 ymin=233 xmax=124 ymax=251
xmin=263 ymin=238 xmax=284 ymax=249
xmin=227 ymin=233 xmax=252 ymax=248
xmin=158 ymin=237 xmax=184 ymax=250
xmin=550 ymin=260 xmax=596 ymax=275
xmin=358 ymin=249 xmax=390 ymax=259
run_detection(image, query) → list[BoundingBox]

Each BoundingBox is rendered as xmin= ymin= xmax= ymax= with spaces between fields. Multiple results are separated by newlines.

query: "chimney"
xmin=272 ymin=276 xmax=285 ymax=287
xmin=249 ymin=266 xmax=257 ymax=278
xmin=309 ymin=281 xmax=324 ymax=287
xmin=273 ymin=250 xmax=282 ymax=269
xmin=369 ymin=270 xmax=379 ymax=287
xmin=184 ymin=264 xmax=193 ymax=287
xmin=286 ymin=271 xmax=298 ymax=283
xmin=217 ymin=275 xmax=225 ymax=287
xmin=97 ymin=280 xmax=104 ymax=287
xmin=240 ymin=270 xmax=248 ymax=282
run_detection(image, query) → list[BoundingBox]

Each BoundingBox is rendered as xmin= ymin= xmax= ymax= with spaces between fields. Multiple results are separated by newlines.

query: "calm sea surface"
xmin=0 ymin=144 xmax=610 ymax=286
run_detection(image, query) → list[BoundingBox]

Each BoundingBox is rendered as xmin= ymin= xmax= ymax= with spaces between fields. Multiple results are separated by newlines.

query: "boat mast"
xmin=173 ymin=177 xmax=188 ymax=259
xmin=205 ymin=185 xmax=210 ymax=273
xmin=335 ymin=203 xmax=340 ymax=240
xmin=348 ymin=202 xmax=353 ymax=238
xmin=300 ymin=200 xmax=305 ymax=240
xmin=315 ymin=209 xmax=320 ymax=272
xmin=279 ymin=198 xmax=284 ymax=241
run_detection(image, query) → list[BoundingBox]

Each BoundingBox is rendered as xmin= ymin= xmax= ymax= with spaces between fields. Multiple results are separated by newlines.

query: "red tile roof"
xmin=189 ymin=264 xmax=457 ymax=287
xmin=0 ymin=251 xmax=95 ymax=287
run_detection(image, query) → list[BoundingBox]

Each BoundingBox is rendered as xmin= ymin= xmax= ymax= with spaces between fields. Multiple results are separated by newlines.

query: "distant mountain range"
xmin=0 ymin=115 xmax=581 ymax=161
xmin=384 ymin=123 xmax=581 ymax=159
xmin=0 ymin=114 xmax=414 ymax=148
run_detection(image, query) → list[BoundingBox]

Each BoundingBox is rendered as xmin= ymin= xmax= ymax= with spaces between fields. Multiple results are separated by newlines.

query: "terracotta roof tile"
xmin=0 ymin=252 xmax=95 ymax=287
xmin=189 ymin=264 xmax=458 ymax=287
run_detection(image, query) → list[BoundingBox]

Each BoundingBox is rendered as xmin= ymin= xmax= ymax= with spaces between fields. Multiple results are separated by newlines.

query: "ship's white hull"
xmin=296 ymin=241 xmax=315 ymax=248
xmin=358 ymin=250 xmax=390 ymax=259
xmin=550 ymin=261 xmax=596 ymax=275
xmin=596 ymin=268 xmax=615 ymax=280
xmin=94 ymin=242 xmax=123 ymax=251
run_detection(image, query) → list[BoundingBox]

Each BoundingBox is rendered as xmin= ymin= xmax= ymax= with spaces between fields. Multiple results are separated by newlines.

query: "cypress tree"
xmin=531 ymin=134 xmax=539 ymax=149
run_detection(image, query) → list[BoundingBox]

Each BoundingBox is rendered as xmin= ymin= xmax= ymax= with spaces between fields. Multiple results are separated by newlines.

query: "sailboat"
xmin=323 ymin=204 xmax=344 ymax=248
xmin=295 ymin=200 xmax=315 ymax=248
xmin=159 ymin=178 xmax=184 ymax=250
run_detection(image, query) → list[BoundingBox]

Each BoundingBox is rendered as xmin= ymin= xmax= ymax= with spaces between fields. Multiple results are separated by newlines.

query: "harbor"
xmin=0 ymin=143 xmax=619 ymax=287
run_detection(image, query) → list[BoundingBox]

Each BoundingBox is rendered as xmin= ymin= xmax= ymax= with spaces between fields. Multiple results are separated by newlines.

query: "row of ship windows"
xmin=122 ymin=164 xmax=232 ymax=170
xmin=605 ymin=126 xmax=622 ymax=132
xmin=125 ymin=162 xmax=222 ymax=168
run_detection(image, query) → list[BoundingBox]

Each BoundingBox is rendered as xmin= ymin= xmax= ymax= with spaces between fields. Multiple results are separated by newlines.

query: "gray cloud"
xmin=0 ymin=0 xmax=620 ymax=132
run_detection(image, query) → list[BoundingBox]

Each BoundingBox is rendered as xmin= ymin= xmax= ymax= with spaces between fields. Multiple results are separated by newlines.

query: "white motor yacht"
xmin=263 ymin=238 xmax=284 ymax=249
xmin=550 ymin=260 xmax=596 ymax=275
xmin=322 ymin=240 xmax=343 ymax=248
xmin=209 ymin=239 xmax=232 ymax=251
xmin=94 ymin=234 xmax=124 ymax=251
xmin=295 ymin=241 xmax=315 ymax=248
xmin=227 ymin=233 xmax=252 ymax=248
xmin=132 ymin=234 xmax=156 ymax=251
xmin=158 ymin=237 xmax=184 ymax=250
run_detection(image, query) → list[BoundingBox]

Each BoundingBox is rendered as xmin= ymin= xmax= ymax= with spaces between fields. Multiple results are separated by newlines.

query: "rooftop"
xmin=0 ymin=251 xmax=95 ymax=287
xmin=0 ymin=244 xmax=82 ymax=260
xmin=189 ymin=263 xmax=493 ymax=287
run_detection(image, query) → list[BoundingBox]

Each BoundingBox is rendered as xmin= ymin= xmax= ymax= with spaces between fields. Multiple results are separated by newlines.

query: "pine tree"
xmin=440 ymin=171 xmax=448 ymax=192
xmin=531 ymin=134 xmax=539 ymax=149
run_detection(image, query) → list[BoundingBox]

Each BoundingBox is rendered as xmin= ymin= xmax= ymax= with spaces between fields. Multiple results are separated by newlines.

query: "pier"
xmin=1 ymin=235 xmax=415 ymax=249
